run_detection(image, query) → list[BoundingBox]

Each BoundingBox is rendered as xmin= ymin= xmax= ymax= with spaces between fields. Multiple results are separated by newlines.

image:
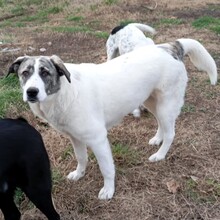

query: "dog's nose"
xmin=27 ymin=87 xmax=39 ymax=99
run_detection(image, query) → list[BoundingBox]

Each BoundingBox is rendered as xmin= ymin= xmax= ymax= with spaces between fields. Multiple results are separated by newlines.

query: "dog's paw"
xmin=148 ymin=153 xmax=165 ymax=162
xmin=67 ymin=170 xmax=85 ymax=181
xmin=149 ymin=136 xmax=162 ymax=146
xmin=98 ymin=186 xmax=115 ymax=200
xmin=132 ymin=109 xmax=141 ymax=118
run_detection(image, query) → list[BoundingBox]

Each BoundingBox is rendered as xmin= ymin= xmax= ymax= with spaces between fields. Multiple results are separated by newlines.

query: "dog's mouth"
xmin=27 ymin=97 xmax=39 ymax=103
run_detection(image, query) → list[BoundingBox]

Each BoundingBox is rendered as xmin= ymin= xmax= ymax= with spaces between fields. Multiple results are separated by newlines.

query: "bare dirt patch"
xmin=0 ymin=0 xmax=220 ymax=219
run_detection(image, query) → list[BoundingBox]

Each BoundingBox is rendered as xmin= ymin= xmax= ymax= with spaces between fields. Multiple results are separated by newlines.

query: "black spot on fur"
xmin=170 ymin=41 xmax=184 ymax=60
xmin=158 ymin=41 xmax=184 ymax=61
xmin=111 ymin=24 xmax=126 ymax=35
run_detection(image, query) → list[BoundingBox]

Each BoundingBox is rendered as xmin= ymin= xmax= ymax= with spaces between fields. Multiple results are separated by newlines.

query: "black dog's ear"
xmin=50 ymin=55 xmax=71 ymax=83
xmin=7 ymin=56 xmax=28 ymax=77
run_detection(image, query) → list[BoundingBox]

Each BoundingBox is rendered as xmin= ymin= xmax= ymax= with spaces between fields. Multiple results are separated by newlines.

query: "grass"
xmin=93 ymin=31 xmax=109 ymax=39
xmin=52 ymin=168 xmax=65 ymax=186
xmin=103 ymin=0 xmax=118 ymax=5
xmin=67 ymin=15 xmax=84 ymax=22
xmin=52 ymin=26 xmax=90 ymax=33
xmin=158 ymin=18 xmax=184 ymax=26
xmin=11 ymin=5 xmax=25 ymax=15
xmin=112 ymin=144 xmax=141 ymax=167
xmin=192 ymin=16 xmax=220 ymax=34
xmin=0 ymin=3 xmax=64 ymax=27
xmin=51 ymin=25 xmax=109 ymax=39
xmin=14 ymin=188 xmax=26 ymax=206
xmin=120 ymin=19 xmax=137 ymax=26
xmin=21 ymin=6 xmax=63 ymax=23
xmin=61 ymin=145 xmax=74 ymax=161
xmin=185 ymin=177 xmax=220 ymax=204
xmin=181 ymin=104 xmax=196 ymax=113
xmin=88 ymin=143 xmax=141 ymax=167
xmin=0 ymin=75 xmax=26 ymax=118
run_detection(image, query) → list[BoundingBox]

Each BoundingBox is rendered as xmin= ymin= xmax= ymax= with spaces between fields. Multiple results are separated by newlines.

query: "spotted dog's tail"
xmin=177 ymin=38 xmax=217 ymax=85
xmin=127 ymin=23 xmax=156 ymax=35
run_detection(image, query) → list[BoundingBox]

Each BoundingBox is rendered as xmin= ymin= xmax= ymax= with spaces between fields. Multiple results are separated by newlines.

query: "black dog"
xmin=0 ymin=118 xmax=60 ymax=220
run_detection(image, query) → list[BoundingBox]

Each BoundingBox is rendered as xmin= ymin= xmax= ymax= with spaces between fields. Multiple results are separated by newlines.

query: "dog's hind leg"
xmin=67 ymin=138 xmax=88 ymax=181
xmin=0 ymin=191 xmax=21 ymax=220
xmin=148 ymin=97 xmax=182 ymax=162
xmin=144 ymin=96 xmax=163 ymax=146
xmin=88 ymin=133 xmax=115 ymax=200
xmin=24 ymin=187 xmax=60 ymax=220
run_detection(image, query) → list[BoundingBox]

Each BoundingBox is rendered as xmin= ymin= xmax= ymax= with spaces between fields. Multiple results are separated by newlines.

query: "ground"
xmin=0 ymin=0 xmax=220 ymax=219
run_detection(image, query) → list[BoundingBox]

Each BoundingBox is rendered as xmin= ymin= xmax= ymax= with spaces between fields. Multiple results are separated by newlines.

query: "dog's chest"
xmin=30 ymin=102 xmax=71 ymax=133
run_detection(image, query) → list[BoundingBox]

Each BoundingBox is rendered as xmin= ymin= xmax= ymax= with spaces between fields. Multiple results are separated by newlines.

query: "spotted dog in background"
xmin=106 ymin=23 xmax=156 ymax=117
xmin=106 ymin=23 xmax=156 ymax=60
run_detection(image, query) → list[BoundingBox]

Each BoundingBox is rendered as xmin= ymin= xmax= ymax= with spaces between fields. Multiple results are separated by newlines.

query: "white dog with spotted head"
xmin=8 ymin=38 xmax=217 ymax=200
xmin=106 ymin=23 xmax=156 ymax=60
xmin=106 ymin=23 xmax=156 ymax=117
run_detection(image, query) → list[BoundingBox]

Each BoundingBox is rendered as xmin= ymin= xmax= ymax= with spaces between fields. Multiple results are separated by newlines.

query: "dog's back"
xmin=106 ymin=23 xmax=155 ymax=60
xmin=0 ymin=118 xmax=60 ymax=220
xmin=0 ymin=118 xmax=49 ymax=188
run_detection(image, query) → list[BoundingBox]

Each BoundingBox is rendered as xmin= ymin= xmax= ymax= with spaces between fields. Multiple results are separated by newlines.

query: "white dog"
xmin=106 ymin=23 xmax=156 ymax=60
xmin=8 ymin=38 xmax=217 ymax=200
xmin=106 ymin=23 xmax=156 ymax=117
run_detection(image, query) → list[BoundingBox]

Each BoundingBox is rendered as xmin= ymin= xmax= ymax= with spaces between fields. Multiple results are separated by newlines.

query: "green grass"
xmin=181 ymin=104 xmax=196 ymax=113
xmin=21 ymin=6 xmax=63 ymax=23
xmin=0 ymin=20 xmax=12 ymax=28
xmin=52 ymin=168 xmax=65 ymax=186
xmin=112 ymin=144 xmax=141 ymax=166
xmin=0 ymin=20 xmax=27 ymax=28
xmin=158 ymin=18 xmax=184 ymax=26
xmin=51 ymin=26 xmax=108 ymax=39
xmin=93 ymin=31 xmax=109 ymax=39
xmin=11 ymin=5 xmax=25 ymax=15
xmin=14 ymin=188 xmax=26 ymax=206
xmin=185 ymin=178 xmax=220 ymax=204
xmin=103 ymin=0 xmax=118 ymax=5
xmin=0 ymin=75 xmax=26 ymax=118
xmin=120 ymin=19 xmax=137 ymax=26
xmin=67 ymin=15 xmax=84 ymax=22
xmin=88 ymin=143 xmax=141 ymax=166
xmin=192 ymin=16 xmax=220 ymax=34
xmin=61 ymin=145 xmax=73 ymax=161
xmin=52 ymin=26 xmax=90 ymax=33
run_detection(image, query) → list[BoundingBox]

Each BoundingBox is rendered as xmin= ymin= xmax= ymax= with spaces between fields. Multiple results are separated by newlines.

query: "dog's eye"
xmin=22 ymin=71 xmax=29 ymax=77
xmin=41 ymin=70 xmax=49 ymax=77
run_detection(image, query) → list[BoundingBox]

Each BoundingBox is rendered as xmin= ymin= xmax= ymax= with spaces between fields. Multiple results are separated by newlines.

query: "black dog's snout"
xmin=27 ymin=87 xmax=39 ymax=99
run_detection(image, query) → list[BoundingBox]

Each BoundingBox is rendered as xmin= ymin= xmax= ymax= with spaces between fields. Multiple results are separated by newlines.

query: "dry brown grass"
xmin=0 ymin=0 xmax=220 ymax=219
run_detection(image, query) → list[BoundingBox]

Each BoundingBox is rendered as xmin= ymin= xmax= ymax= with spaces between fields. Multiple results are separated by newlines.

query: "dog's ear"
xmin=6 ymin=56 xmax=28 ymax=77
xmin=7 ymin=56 xmax=28 ymax=77
xmin=50 ymin=55 xmax=71 ymax=83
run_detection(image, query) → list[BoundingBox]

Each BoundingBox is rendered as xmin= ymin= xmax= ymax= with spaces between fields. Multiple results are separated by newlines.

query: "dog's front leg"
xmin=89 ymin=136 xmax=115 ymax=200
xmin=67 ymin=137 xmax=88 ymax=181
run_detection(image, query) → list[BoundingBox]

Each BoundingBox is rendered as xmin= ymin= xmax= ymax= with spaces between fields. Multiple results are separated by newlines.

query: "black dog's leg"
xmin=0 ymin=192 xmax=21 ymax=220
xmin=24 ymin=188 xmax=60 ymax=220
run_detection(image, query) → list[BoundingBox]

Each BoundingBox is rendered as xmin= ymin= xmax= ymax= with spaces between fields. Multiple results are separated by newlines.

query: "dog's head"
xmin=7 ymin=55 xmax=71 ymax=103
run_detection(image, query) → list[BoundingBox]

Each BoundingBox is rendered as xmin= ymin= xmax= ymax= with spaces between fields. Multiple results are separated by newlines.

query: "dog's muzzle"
xmin=26 ymin=87 xmax=39 ymax=103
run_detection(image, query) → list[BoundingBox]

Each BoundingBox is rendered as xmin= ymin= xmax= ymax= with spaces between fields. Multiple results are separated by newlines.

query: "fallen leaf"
xmin=166 ymin=179 xmax=180 ymax=193
xmin=190 ymin=175 xmax=199 ymax=182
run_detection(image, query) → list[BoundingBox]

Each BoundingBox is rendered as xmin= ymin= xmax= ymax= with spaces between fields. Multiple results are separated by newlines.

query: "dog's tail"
xmin=177 ymin=38 xmax=217 ymax=85
xmin=128 ymin=23 xmax=156 ymax=35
